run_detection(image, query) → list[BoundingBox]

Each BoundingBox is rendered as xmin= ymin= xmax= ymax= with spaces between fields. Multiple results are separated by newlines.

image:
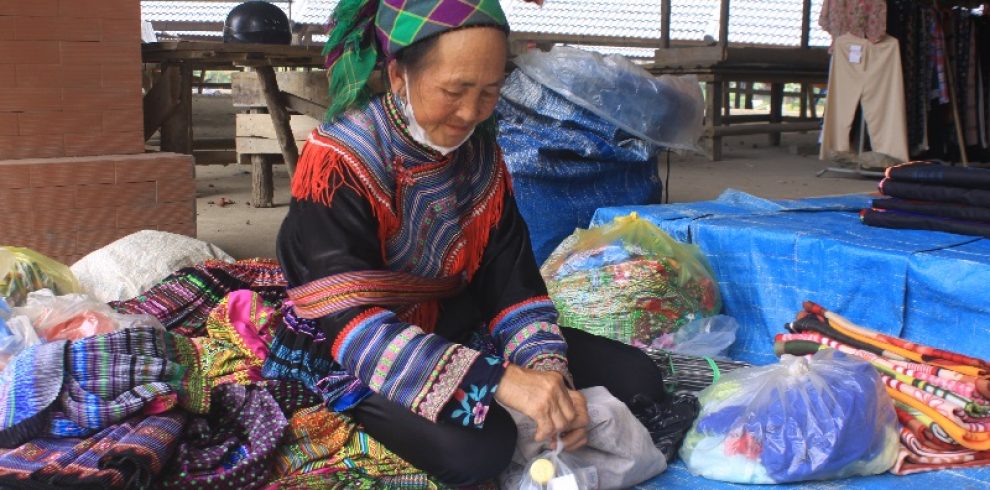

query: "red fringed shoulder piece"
xmin=291 ymin=132 xmax=399 ymax=251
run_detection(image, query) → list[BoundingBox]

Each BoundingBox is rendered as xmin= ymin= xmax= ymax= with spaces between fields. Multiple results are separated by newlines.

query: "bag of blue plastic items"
xmin=497 ymin=46 xmax=703 ymax=264
xmin=680 ymin=349 xmax=899 ymax=483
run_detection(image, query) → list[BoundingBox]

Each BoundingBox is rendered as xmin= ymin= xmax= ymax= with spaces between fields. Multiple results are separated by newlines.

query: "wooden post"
xmin=809 ymin=85 xmax=818 ymax=119
xmin=718 ymin=0 xmax=730 ymax=48
xmin=248 ymin=107 xmax=274 ymax=208
xmin=252 ymin=155 xmax=274 ymax=208
xmin=661 ymin=0 xmax=671 ymax=49
xmin=705 ymin=80 xmax=723 ymax=161
xmin=745 ymin=82 xmax=754 ymax=109
xmin=161 ymin=63 xmax=193 ymax=155
xmin=734 ymin=82 xmax=742 ymax=109
xmin=254 ymin=65 xmax=299 ymax=178
xmin=768 ymin=82 xmax=784 ymax=146
xmin=722 ymin=81 xmax=731 ymax=118
xmin=799 ymin=83 xmax=808 ymax=119
xmin=800 ymin=0 xmax=811 ymax=49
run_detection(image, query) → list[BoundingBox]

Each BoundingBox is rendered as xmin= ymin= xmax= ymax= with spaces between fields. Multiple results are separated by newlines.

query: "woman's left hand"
xmin=552 ymin=389 xmax=590 ymax=452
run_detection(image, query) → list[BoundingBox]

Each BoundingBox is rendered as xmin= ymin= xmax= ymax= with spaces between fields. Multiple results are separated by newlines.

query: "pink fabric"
xmin=226 ymin=289 xmax=275 ymax=363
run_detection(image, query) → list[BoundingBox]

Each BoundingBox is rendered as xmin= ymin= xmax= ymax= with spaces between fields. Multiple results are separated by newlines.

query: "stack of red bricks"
xmin=0 ymin=0 xmax=196 ymax=265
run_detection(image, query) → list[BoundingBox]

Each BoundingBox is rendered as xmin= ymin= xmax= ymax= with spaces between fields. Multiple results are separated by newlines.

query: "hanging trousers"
xmin=820 ymin=33 xmax=910 ymax=163
xmin=351 ymin=327 xmax=667 ymax=486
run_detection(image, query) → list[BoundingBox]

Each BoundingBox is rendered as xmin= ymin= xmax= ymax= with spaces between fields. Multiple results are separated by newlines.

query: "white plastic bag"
xmin=516 ymin=435 xmax=596 ymax=490
xmin=12 ymin=289 xmax=163 ymax=342
xmin=71 ymin=230 xmax=234 ymax=303
xmin=651 ymin=315 xmax=739 ymax=357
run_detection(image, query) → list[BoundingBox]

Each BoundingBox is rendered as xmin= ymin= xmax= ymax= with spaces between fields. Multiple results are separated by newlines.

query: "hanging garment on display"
xmin=819 ymin=0 xmax=888 ymax=44
xmin=820 ymin=33 xmax=910 ymax=164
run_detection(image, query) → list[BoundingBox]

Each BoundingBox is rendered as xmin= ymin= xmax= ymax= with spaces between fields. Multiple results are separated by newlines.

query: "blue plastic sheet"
xmin=497 ymin=68 xmax=662 ymax=264
xmin=609 ymin=191 xmax=990 ymax=488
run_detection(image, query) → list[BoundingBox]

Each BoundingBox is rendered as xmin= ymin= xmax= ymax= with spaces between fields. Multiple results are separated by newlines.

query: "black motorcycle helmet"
xmin=223 ymin=1 xmax=292 ymax=44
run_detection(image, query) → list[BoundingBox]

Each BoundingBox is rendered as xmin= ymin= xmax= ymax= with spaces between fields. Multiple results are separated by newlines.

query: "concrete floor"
xmin=194 ymin=130 xmax=880 ymax=260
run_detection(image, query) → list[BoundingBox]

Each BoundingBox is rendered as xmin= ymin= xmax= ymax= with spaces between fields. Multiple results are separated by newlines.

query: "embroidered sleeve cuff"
xmin=438 ymin=355 xmax=507 ymax=429
xmin=489 ymin=297 xmax=568 ymax=368
xmin=333 ymin=308 xmax=486 ymax=423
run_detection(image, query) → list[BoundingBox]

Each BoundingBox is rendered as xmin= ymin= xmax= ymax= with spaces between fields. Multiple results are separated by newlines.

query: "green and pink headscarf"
xmin=322 ymin=0 xmax=518 ymax=119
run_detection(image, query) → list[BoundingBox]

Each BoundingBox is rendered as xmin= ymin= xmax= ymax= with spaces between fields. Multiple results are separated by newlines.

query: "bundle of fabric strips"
xmin=861 ymin=161 xmax=990 ymax=238
xmin=0 ymin=259 xmax=448 ymax=489
xmin=776 ymin=301 xmax=990 ymax=475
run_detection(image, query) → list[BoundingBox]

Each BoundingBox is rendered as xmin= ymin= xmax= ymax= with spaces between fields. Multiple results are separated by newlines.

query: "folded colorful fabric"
xmin=111 ymin=259 xmax=286 ymax=336
xmin=873 ymin=197 xmax=990 ymax=223
xmin=268 ymin=405 xmax=441 ymax=489
xmin=879 ymin=178 xmax=990 ymax=208
xmin=159 ymin=383 xmax=288 ymax=489
xmin=782 ymin=302 xmax=990 ymax=474
xmin=860 ymin=208 xmax=990 ymax=238
xmin=0 ymin=340 xmax=67 ymax=448
xmin=885 ymin=161 xmax=990 ymax=190
xmin=0 ymin=411 xmax=186 ymax=489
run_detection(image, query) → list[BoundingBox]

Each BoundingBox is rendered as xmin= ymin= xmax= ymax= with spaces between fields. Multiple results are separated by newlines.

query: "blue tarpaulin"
xmin=592 ymin=190 xmax=990 ymax=365
xmin=601 ymin=190 xmax=990 ymax=488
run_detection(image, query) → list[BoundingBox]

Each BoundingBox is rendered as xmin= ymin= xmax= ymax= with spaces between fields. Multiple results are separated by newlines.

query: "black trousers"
xmin=351 ymin=327 xmax=666 ymax=486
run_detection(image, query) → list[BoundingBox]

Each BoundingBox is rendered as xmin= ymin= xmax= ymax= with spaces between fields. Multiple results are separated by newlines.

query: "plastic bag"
xmin=12 ymin=289 xmax=163 ymax=342
xmin=71 ymin=230 xmax=234 ymax=303
xmin=679 ymin=349 xmax=899 ymax=484
xmin=648 ymin=315 xmax=738 ymax=357
xmin=513 ymin=46 xmax=704 ymax=152
xmin=515 ymin=435 xmax=596 ymax=490
xmin=541 ymin=212 xmax=721 ymax=346
xmin=0 ymin=298 xmax=41 ymax=372
xmin=0 ymin=246 xmax=80 ymax=306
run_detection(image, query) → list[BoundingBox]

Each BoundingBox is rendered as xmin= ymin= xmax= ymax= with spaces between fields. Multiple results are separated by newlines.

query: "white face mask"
xmin=400 ymin=71 xmax=474 ymax=156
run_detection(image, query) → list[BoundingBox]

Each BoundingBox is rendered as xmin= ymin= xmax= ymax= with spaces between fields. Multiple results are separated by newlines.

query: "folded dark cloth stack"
xmin=861 ymin=161 xmax=990 ymax=238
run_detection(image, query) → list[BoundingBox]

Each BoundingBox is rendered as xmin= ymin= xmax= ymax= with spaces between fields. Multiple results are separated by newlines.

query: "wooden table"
xmin=142 ymin=41 xmax=327 ymax=207
xmin=646 ymin=46 xmax=829 ymax=161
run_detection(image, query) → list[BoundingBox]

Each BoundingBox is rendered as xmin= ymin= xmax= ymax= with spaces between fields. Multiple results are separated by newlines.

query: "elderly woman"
xmin=264 ymin=0 xmax=668 ymax=485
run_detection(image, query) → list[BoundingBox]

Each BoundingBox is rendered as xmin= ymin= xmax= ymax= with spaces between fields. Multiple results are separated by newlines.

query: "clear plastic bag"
xmin=679 ymin=349 xmax=899 ymax=484
xmin=513 ymin=46 xmax=704 ymax=152
xmin=541 ymin=212 xmax=721 ymax=346
xmin=12 ymin=289 xmax=163 ymax=342
xmin=516 ymin=436 xmax=597 ymax=490
xmin=0 ymin=247 xmax=80 ymax=306
xmin=0 ymin=298 xmax=41 ymax=372
xmin=649 ymin=315 xmax=739 ymax=357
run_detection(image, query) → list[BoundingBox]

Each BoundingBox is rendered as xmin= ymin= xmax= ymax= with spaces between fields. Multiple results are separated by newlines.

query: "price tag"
xmin=848 ymin=44 xmax=863 ymax=64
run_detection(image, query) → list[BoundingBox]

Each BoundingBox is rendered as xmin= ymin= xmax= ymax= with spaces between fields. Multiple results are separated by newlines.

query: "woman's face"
xmin=388 ymin=27 xmax=507 ymax=148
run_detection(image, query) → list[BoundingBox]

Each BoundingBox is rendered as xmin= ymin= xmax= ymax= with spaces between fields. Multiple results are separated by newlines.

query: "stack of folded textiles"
xmin=861 ymin=161 xmax=990 ymax=238
xmin=775 ymin=301 xmax=990 ymax=475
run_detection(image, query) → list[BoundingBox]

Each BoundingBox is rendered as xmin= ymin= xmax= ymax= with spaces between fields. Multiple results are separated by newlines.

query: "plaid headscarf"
xmin=322 ymin=0 xmax=511 ymax=120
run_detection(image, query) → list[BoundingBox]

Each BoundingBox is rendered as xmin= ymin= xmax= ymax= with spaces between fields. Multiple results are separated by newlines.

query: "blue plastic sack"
xmin=498 ymin=69 xmax=662 ymax=264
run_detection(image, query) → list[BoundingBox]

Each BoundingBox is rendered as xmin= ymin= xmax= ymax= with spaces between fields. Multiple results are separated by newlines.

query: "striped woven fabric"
xmin=287 ymin=270 xmax=464 ymax=320
xmin=0 ymin=411 xmax=186 ymax=489
xmin=0 ymin=340 xmax=67 ymax=449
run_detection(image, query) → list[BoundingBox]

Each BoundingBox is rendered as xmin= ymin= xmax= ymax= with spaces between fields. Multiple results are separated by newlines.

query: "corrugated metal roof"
xmin=140 ymin=1 xmax=290 ymax=23
xmin=141 ymin=0 xmax=831 ymax=47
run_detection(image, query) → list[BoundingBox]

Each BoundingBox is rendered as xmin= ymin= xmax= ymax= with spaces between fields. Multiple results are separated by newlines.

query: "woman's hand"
xmin=495 ymin=365 xmax=590 ymax=451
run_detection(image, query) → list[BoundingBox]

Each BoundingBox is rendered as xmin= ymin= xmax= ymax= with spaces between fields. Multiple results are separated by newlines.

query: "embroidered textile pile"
xmin=776 ymin=301 xmax=990 ymax=475
xmin=0 ymin=260 xmax=444 ymax=489
xmin=861 ymin=161 xmax=990 ymax=237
